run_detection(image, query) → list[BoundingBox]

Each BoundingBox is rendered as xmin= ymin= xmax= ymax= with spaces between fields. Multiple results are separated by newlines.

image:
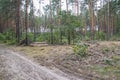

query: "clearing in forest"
xmin=12 ymin=41 xmax=120 ymax=80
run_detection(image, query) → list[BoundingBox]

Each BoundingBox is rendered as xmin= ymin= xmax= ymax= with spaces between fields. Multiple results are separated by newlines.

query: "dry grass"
xmin=12 ymin=41 xmax=120 ymax=80
xmin=13 ymin=45 xmax=73 ymax=63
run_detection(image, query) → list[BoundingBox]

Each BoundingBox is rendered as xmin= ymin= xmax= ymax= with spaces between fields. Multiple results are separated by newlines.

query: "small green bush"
xmin=95 ymin=31 xmax=105 ymax=40
xmin=84 ymin=36 xmax=90 ymax=41
xmin=104 ymin=58 xmax=113 ymax=65
xmin=62 ymin=37 xmax=68 ymax=44
xmin=73 ymin=41 xmax=88 ymax=57
xmin=6 ymin=39 xmax=16 ymax=45
xmin=101 ymin=47 xmax=109 ymax=53
xmin=21 ymin=33 xmax=34 ymax=42
xmin=0 ymin=33 xmax=5 ymax=42
xmin=0 ymin=29 xmax=16 ymax=45
xmin=110 ymin=34 xmax=120 ymax=41
xmin=36 ymin=32 xmax=50 ymax=42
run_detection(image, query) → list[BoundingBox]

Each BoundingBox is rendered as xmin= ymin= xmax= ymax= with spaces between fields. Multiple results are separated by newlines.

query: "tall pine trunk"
xmin=16 ymin=0 xmax=20 ymax=43
xmin=66 ymin=0 xmax=71 ymax=44
xmin=25 ymin=0 xmax=28 ymax=45
xmin=107 ymin=0 xmax=110 ymax=40
xmin=88 ymin=0 xmax=95 ymax=40
xmin=50 ymin=0 xmax=53 ymax=44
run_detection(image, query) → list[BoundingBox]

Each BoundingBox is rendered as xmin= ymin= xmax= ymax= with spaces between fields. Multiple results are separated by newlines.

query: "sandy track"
xmin=0 ymin=45 xmax=81 ymax=80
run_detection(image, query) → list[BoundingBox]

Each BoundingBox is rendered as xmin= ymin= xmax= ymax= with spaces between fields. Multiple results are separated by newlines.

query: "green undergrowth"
xmin=0 ymin=73 xmax=5 ymax=80
xmin=73 ymin=41 xmax=88 ymax=57
xmin=91 ymin=55 xmax=120 ymax=79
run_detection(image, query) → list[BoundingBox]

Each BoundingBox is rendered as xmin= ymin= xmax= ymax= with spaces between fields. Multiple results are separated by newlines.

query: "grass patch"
xmin=91 ymin=55 xmax=120 ymax=79
xmin=91 ymin=65 xmax=120 ymax=79
xmin=112 ymin=56 xmax=120 ymax=61
xmin=0 ymin=73 xmax=5 ymax=80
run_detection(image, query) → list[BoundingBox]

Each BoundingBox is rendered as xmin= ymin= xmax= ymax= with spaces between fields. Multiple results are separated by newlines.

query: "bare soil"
xmin=12 ymin=41 xmax=120 ymax=80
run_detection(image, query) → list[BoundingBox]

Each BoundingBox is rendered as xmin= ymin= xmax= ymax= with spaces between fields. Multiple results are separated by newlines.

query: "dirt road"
xmin=0 ymin=45 xmax=81 ymax=80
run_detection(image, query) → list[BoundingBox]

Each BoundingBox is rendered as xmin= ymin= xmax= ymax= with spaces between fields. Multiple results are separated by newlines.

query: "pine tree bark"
xmin=107 ymin=0 xmax=110 ymax=40
xmin=66 ymin=0 xmax=71 ymax=44
xmin=59 ymin=0 xmax=62 ymax=44
xmin=16 ymin=0 xmax=20 ymax=43
xmin=88 ymin=0 xmax=95 ymax=40
xmin=25 ymin=0 xmax=28 ymax=45
xmin=50 ymin=0 xmax=53 ymax=44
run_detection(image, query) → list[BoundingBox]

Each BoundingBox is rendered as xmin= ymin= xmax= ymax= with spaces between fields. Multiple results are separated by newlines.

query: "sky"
xmin=33 ymin=0 xmax=67 ymax=15
xmin=33 ymin=0 xmax=101 ymax=16
xmin=33 ymin=0 xmax=47 ymax=15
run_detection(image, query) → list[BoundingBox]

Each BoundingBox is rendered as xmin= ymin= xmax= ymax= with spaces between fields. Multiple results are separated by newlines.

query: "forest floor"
xmin=1 ymin=41 xmax=120 ymax=80
xmin=0 ymin=44 xmax=80 ymax=80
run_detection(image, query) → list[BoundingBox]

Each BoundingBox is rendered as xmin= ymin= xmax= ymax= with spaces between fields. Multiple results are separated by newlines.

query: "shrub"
xmin=6 ymin=39 xmax=16 ymax=45
xmin=110 ymin=34 xmax=120 ymax=41
xmin=95 ymin=31 xmax=105 ymax=40
xmin=0 ymin=33 xmax=5 ymax=42
xmin=101 ymin=47 xmax=109 ymax=53
xmin=0 ymin=29 xmax=16 ymax=45
xmin=36 ymin=32 xmax=50 ymax=42
xmin=73 ymin=41 xmax=88 ymax=57
xmin=84 ymin=36 xmax=90 ymax=41
xmin=21 ymin=33 xmax=34 ymax=42
xmin=104 ymin=58 xmax=113 ymax=65
xmin=62 ymin=37 xmax=68 ymax=44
